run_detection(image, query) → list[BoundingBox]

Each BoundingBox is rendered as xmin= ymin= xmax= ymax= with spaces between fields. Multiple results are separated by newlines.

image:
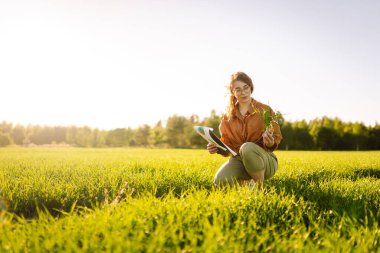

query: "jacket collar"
xmin=233 ymin=98 xmax=256 ymax=119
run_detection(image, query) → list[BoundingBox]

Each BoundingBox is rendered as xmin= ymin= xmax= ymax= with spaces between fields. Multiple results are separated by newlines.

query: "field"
xmin=0 ymin=148 xmax=379 ymax=252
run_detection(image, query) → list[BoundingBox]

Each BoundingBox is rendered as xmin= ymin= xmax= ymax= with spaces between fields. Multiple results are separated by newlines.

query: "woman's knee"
xmin=239 ymin=142 xmax=265 ymax=173
xmin=239 ymin=142 xmax=261 ymax=157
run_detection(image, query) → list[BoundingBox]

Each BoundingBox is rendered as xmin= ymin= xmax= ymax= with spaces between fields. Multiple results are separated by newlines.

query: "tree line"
xmin=0 ymin=110 xmax=379 ymax=150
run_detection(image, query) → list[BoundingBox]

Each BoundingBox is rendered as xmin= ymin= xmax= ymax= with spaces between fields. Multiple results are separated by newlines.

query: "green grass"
xmin=0 ymin=148 xmax=379 ymax=252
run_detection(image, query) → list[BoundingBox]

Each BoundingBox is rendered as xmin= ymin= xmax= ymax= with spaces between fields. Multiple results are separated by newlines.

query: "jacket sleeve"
xmin=218 ymin=118 xmax=232 ymax=157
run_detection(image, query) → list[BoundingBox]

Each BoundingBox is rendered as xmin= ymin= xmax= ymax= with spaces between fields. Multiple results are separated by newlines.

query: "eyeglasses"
xmin=233 ymin=85 xmax=251 ymax=95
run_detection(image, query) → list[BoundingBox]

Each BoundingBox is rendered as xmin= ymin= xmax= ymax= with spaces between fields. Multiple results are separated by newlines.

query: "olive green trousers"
xmin=214 ymin=142 xmax=278 ymax=186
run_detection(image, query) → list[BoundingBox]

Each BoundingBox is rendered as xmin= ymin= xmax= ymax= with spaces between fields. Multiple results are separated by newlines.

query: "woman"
xmin=207 ymin=72 xmax=282 ymax=187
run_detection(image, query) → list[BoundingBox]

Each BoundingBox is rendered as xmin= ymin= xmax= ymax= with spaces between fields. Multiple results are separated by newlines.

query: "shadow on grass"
xmin=6 ymin=167 xmax=380 ymax=220
xmin=7 ymin=174 xmax=215 ymax=219
xmin=267 ymin=167 xmax=380 ymax=224
xmin=350 ymin=167 xmax=380 ymax=179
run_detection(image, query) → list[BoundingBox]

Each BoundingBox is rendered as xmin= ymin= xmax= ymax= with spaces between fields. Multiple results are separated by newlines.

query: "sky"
xmin=1 ymin=0 xmax=379 ymax=130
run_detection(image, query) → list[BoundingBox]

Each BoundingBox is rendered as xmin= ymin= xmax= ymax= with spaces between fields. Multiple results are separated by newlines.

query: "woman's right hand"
xmin=207 ymin=143 xmax=218 ymax=154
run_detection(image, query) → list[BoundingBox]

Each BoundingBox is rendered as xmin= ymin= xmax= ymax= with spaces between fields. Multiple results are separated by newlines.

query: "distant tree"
xmin=333 ymin=117 xmax=345 ymax=134
xmin=0 ymin=121 xmax=12 ymax=134
xmin=149 ymin=121 xmax=166 ymax=147
xmin=337 ymin=132 xmax=355 ymax=150
xmin=66 ymin=126 xmax=78 ymax=145
xmin=293 ymin=121 xmax=314 ymax=150
xmin=12 ymin=125 xmax=26 ymax=145
xmin=92 ymin=129 xmax=107 ymax=147
xmin=315 ymin=127 xmax=340 ymax=150
xmin=22 ymin=125 xmax=33 ymax=146
xmin=278 ymin=121 xmax=293 ymax=150
xmin=368 ymin=124 xmax=380 ymax=150
xmin=106 ymin=128 xmax=133 ymax=147
xmin=0 ymin=133 xmax=12 ymax=147
xmin=75 ymin=127 xmax=93 ymax=147
xmin=135 ymin=124 xmax=151 ymax=146
xmin=350 ymin=122 xmax=369 ymax=150
xmin=203 ymin=110 xmax=222 ymax=136
xmin=53 ymin=126 xmax=67 ymax=144
xmin=166 ymin=115 xmax=190 ymax=148
xmin=309 ymin=117 xmax=340 ymax=150
xmin=309 ymin=118 xmax=323 ymax=145
xmin=186 ymin=114 xmax=204 ymax=148
xmin=29 ymin=126 xmax=54 ymax=145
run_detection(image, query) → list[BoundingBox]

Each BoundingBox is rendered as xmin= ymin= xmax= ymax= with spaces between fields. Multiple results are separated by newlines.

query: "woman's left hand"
xmin=263 ymin=130 xmax=275 ymax=148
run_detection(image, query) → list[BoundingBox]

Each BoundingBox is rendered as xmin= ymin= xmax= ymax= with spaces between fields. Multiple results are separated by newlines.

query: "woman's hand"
xmin=263 ymin=130 xmax=275 ymax=148
xmin=207 ymin=142 xmax=218 ymax=154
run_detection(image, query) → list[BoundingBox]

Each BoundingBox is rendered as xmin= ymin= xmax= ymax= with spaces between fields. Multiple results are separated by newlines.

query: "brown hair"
xmin=226 ymin=72 xmax=254 ymax=119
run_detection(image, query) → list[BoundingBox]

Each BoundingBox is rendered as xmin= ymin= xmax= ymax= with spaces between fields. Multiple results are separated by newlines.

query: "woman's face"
xmin=232 ymin=80 xmax=252 ymax=104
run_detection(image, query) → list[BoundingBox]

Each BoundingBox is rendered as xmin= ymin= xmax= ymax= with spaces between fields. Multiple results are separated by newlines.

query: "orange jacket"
xmin=219 ymin=99 xmax=282 ymax=155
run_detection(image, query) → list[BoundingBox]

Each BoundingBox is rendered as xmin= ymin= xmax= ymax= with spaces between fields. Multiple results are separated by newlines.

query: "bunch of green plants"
xmin=253 ymin=108 xmax=282 ymax=133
